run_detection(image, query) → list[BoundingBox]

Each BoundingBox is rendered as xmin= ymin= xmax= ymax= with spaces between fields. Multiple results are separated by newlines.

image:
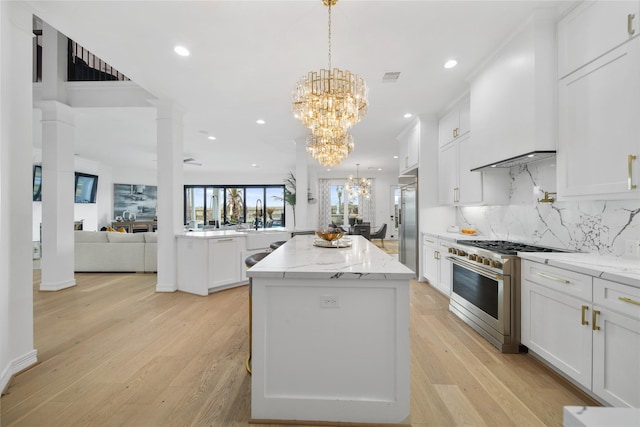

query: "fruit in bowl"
xmin=316 ymin=229 xmax=345 ymax=242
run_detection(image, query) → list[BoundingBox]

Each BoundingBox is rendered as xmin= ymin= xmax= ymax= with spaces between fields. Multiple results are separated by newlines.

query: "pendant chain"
xmin=327 ymin=4 xmax=332 ymax=70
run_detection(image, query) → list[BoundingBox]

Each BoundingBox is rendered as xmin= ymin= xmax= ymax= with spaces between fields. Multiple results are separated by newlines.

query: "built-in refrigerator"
xmin=398 ymin=175 xmax=418 ymax=275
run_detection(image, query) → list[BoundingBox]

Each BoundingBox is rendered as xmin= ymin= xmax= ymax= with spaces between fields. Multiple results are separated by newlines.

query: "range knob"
xmin=448 ymin=247 xmax=456 ymax=254
xmin=483 ymin=258 xmax=491 ymax=266
xmin=468 ymin=254 xmax=477 ymax=261
xmin=476 ymin=256 xmax=485 ymax=264
xmin=491 ymin=260 xmax=503 ymax=269
xmin=456 ymin=249 xmax=467 ymax=256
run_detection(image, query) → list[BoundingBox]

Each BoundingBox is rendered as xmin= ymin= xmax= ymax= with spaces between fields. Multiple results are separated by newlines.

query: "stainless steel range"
xmin=447 ymin=240 xmax=562 ymax=353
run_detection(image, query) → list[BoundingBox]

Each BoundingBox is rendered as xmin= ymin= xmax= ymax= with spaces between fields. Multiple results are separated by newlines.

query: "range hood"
xmin=471 ymin=151 xmax=556 ymax=172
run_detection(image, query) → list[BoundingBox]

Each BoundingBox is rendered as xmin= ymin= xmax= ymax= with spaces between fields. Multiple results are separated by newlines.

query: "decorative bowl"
xmin=315 ymin=229 xmax=345 ymax=242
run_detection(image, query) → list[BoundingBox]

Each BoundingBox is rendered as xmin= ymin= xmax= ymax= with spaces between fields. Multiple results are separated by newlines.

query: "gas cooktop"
xmin=457 ymin=240 xmax=562 ymax=256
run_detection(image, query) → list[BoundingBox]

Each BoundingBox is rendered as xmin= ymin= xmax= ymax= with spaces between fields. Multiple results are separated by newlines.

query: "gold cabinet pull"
xmin=628 ymin=154 xmax=637 ymax=190
xmin=619 ymin=296 xmax=640 ymax=306
xmin=537 ymin=272 xmax=571 ymax=284
xmin=629 ymin=13 xmax=636 ymax=36
xmin=581 ymin=305 xmax=589 ymax=326
xmin=592 ymin=309 xmax=601 ymax=331
xmin=217 ymin=238 xmax=234 ymax=243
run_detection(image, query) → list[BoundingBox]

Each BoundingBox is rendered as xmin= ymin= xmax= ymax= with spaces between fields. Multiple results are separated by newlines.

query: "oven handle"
xmin=447 ymin=256 xmax=504 ymax=281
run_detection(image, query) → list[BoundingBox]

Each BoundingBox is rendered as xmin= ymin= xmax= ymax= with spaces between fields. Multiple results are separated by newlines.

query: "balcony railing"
xmin=67 ymin=40 xmax=129 ymax=82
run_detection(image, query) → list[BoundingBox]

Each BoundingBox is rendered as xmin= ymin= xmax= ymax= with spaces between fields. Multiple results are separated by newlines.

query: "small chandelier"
xmin=292 ymin=0 xmax=368 ymax=167
xmin=345 ymin=163 xmax=371 ymax=199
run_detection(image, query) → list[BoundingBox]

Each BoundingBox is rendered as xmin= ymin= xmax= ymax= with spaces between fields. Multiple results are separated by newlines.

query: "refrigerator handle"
xmin=398 ymin=208 xmax=402 ymax=225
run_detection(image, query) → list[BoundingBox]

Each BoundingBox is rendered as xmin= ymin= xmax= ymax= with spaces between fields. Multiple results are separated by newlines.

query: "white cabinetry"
xmin=557 ymin=16 xmax=640 ymax=200
xmin=438 ymin=96 xmax=470 ymax=147
xmin=208 ymin=238 xmax=242 ymax=289
xmin=438 ymin=135 xmax=483 ymax=205
xmin=558 ymin=0 xmax=640 ymax=78
xmin=592 ymin=278 xmax=640 ymax=407
xmin=522 ymin=260 xmax=640 ymax=407
xmin=469 ymin=10 xmax=556 ymax=170
xmin=398 ymin=120 xmax=420 ymax=174
xmin=177 ymin=235 xmax=245 ymax=296
xmin=421 ymin=234 xmax=452 ymax=296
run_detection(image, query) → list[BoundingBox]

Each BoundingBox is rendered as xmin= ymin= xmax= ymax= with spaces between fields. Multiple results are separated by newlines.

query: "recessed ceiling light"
xmin=393 ymin=155 xmax=399 ymax=159
xmin=174 ymin=46 xmax=190 ymax=57
xmin=256 ymin=119 xmax=266 ymax=125
xmin=326 ymin=168 xmax=331 ymax=172
xmin=251 ymin=163 xmax=258 ymax=167
xmin=208 ymin=136 xmax=216 ymax=141
xmin=444 ymin=59 xmax=458 ymax=69
xmin=378 ymin=168 xmax=383 ymax=171
xmin=403 ymin=113 xmax=412 ymax=118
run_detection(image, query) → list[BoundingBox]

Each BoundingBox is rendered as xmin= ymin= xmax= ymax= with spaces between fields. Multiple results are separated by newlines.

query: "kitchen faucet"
xmin=255 ymin=199 xmax=263 ymax=230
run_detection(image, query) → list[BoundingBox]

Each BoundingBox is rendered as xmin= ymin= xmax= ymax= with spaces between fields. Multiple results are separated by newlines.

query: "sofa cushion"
xmin=75 ymin=231 xmax=109 ymax=243
xmin=143 ymin=232 xmax=157 ymax=243
xmin=107 ymin=232 xmax=145 ymax=243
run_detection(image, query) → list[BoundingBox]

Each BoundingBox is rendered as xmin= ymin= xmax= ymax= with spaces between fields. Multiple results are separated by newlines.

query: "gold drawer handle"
xmin=537 ymin=272 xmax=570 ymax=284
xmin=629 ymin=13 xmax=636 ymax=36
xmin=217 ymin=238 xmax=234 ymax=242
xmin=628 ymin=154 xmax=637 ymax=190
xmin=581 ymin=305 xmax=589 ymax=326
xmin=592 ymin=309 xmax=601 ymax=331
xmin=619 ymin=297 xmax=640 ymax=306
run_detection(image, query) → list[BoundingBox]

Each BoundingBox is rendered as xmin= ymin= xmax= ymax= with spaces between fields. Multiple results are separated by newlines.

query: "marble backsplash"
xmin=457 ymin=159 xmax=640 ymax=256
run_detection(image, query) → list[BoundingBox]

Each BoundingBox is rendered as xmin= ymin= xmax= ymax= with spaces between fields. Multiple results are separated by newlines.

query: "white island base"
xmin=248 ymin=235 xmax=413 ymax=425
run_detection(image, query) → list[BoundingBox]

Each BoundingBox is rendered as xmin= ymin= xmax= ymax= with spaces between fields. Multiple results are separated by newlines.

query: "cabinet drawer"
xmin=423 ymin=235 xmax=437 ymax=248
xmin=522 ymin=261 xmax=592 ymax=301
xmin=594 ymin=278 xmax=640 ymax=320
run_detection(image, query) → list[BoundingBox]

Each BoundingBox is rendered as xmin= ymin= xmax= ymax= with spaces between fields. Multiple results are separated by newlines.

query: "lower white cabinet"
xmin=176 ymin=236 xmax=245 ymax=296
xmin=421 ymin=234 xmax=452 ymax=297
xmin=208 ymin=238 xmax=242 ymax=289
xmin=522 ymin=260 xmax=640 ymax=407
xmin=422 ymin=235 xmax=439 ymax=285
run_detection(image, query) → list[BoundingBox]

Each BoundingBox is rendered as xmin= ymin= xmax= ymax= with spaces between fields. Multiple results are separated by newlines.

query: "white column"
xmin=0 ymin=0 xmax=38 ymax=393
xmin=295 ymin=138 xmax=308 ymax=229
xmin=152 ymin=100 xmax=183 ymax=292
xmin=37 ymin=100 xmax=76 ymax=291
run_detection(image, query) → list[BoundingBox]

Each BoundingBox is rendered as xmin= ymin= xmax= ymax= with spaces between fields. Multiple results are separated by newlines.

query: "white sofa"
xmin=74 ymin=231 xmax=157 ymax=272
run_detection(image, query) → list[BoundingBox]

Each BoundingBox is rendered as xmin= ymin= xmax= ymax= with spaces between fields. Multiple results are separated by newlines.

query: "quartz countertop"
xmin=247 ymin=235 xmax=414 ymax=280
xmin=518 ymin=252 xmax=640 ymax=288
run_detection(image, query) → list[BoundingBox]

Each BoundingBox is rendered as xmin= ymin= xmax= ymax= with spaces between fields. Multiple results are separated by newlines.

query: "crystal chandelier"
xmin=292 ymin=0 xmax=368 ymax=167
xmin=345 ymin=163 xmax=371 ymax=199
xmin=306 ymin=132 xmax=354 ymax=167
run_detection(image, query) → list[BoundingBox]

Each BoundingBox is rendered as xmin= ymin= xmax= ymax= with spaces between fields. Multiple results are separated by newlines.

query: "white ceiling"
xmin=28 ymin=0 xmax=573 ymax=178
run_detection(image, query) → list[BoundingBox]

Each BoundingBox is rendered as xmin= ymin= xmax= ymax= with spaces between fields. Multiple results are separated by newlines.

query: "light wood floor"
xmin=1 ymin=269 xmax=597 ymax=427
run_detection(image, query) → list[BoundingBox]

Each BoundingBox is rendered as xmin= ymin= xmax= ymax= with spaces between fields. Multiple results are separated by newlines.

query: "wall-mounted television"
xmin=74 ymin=172 xmax=98 ymax=203
xmin=33 ymin=165 xmax=42 ymax=201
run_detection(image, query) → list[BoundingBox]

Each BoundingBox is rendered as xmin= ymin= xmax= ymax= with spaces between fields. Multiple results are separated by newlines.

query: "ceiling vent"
xmin=382 ymin=72 xmax=401 ymax=83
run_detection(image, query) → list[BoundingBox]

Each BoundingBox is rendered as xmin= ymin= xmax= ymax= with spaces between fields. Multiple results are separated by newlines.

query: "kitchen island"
xmin=247 ymin=235 xmax=414 ymax=425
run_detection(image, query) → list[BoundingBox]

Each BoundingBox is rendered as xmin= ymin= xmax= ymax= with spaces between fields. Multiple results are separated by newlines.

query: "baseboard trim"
xmin=155 ymin=283 xmax=177 ymax=293
xmin=249 ymin=419 xmax=411 ymax=427
xmin=1 ymin=349 xmax=38 ymax=395
xmin=40 ymin=278 xmax=76 ymax=291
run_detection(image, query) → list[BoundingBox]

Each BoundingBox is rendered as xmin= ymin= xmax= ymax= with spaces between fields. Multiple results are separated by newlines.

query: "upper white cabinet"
xmin=469 ymin=10 xmax=556 ymax=170
xmin=557 ymin=7 xmax=640 ymax=200
xmin=438 ymin=96 xmax=470 ymax=147
xmin=558 ymin=0 xmax=640 ymax=78
xmin=438 ymin=135 xmax=483 ymax=205
xmin=398 ymin=120 xmax=420 ymax=174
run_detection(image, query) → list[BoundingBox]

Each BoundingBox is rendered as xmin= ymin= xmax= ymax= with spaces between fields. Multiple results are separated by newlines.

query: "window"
xmin=74 ymin=172 xmax=98 ymax=203
xmin=184 ymin=185 xmax=285 ymax=229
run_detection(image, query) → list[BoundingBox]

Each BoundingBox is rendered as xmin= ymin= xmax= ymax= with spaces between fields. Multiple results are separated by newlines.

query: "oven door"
xmin=448 ymin=257 xmax=510 ymax=336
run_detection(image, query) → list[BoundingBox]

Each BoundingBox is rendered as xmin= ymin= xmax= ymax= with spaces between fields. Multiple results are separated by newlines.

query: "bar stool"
xmin=269 ymin=240 xmax=287 ymax=250
xmin=244 ymin=251 xmax=270 ymax=374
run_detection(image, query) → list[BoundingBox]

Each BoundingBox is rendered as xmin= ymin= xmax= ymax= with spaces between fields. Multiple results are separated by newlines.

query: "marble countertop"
xmin=178 ymin=228 xmax=290 ymax=239
xmin=518 ymin=252 xmax=640 ymax=288
xmin=247 ymin=235 xmax=415 ymax=280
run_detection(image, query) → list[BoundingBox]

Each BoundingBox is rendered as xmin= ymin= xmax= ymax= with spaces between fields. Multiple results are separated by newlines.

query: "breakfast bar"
xmin=247 ymin=234 xmax=414 ymax=425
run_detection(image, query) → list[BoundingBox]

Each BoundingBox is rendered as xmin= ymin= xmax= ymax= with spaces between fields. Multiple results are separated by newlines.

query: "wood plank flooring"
xmin=1 ymin=269 xmax=597 ymax=426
